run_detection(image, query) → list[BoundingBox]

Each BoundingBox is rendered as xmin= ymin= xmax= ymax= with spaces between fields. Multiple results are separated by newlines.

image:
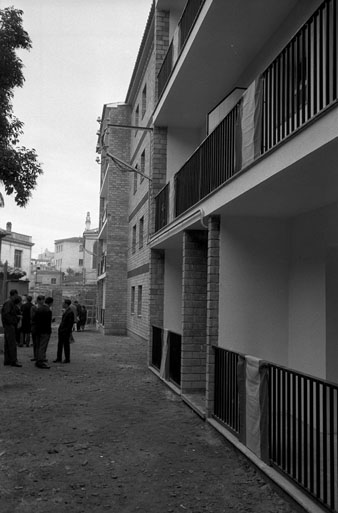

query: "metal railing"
xmin=213 ymin=347 xmax=240 ymax=435
xmin=175 ymin=103 xmax=241 ymax=217
xmin=168 ymin=331 xmax=181 ymax=387
xmin=154 ymin=183 xmax=170 ymax=232
xmin=151 ymin=325 xmax=163 ymax=370
xmin=269 ymin=364 xmax=338 ymax=512
xmin=157 ymin=42 xmax=173 ymax=100
xmin=156 ymin=0 xmax=338 ymax=224
xmin=262 ymin=0 xmax=338 ymax=154
xmin=157 ymin=0 xmax=206 ymax=99
xmin=179 ymin=0 xmax=205 ymax=50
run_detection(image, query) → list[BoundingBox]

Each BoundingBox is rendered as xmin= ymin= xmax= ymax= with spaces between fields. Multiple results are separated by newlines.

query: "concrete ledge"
xmin=207 ymin=418 xmax=327 ymax=513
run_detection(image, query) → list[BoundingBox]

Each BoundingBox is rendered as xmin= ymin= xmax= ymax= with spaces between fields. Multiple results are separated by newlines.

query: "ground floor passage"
xmin=0 ymin=330 xmax=301 ymax=513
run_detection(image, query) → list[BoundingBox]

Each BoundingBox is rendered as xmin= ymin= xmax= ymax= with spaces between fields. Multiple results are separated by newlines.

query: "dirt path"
xmin=0 ymin=330 xmax=303 ymax=513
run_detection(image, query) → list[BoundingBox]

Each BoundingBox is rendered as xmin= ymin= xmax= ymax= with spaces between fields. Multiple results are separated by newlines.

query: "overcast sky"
xmin=0 ymin=0 xmax=152 ymax=257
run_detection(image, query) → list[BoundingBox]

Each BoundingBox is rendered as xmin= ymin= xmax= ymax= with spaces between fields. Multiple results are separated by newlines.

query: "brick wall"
xmin=101 ymin=103 xmax=131 ymax=335
xmin=206 ymin=216 xmax=220 ymax=415
xmin=149 ymin=249 xmax=165 ymax=366
xmin=181 ymin=230 xmax=208 ymax=393
xmin=154 ymin=9 xmax=170 ymax=101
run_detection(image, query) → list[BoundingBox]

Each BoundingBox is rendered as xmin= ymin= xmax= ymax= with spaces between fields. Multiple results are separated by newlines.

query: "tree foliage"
xmin=0 ymin=6 xmax=42 ymax=206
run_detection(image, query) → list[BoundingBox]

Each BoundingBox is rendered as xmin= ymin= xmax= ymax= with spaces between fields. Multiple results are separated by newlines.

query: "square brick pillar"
xmin=149 ymin=249 xmax=165 ymax=366
xmin=181 ymin=230 xmax=208 ymax=394
xmin=206 ymin=216 xmax=220 ymax=417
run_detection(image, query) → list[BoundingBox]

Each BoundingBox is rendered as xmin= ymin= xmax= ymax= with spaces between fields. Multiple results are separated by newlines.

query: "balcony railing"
xmin=262 ymin=0 xmax=338 ymax=153
xmin=157 ymin=0 xmax=206 ymax=99
xmin=157 ymin=42 xmax=173 ymax=100
xmin=175 ymin=103 xmax=241 ymax=217
xmin=154 ymin=183 xmax=170 ymax=232
xmin=269 ymin=364 xmax=338 ymax=513
xmin=154 ymin=0 xmax=338 ymax=232
xmin=168 ymin=331 xmax=181 ymax=387
xmin=151 ymin=325 xmax=163 ymax=370
xmin=213 ymin=347 xmax=240 ymax=435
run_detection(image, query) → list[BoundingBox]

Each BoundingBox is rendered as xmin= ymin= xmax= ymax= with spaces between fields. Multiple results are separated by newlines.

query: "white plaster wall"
xmin=219 ymin=203 xmax=338 ymax=381
xmin=289 ymin=202 xmax=338 ymax=380
xmin=166 ymin=126 xmax=201 ymax=180
xmin=163 ymin=248 xmax=182 ymax=334
xmin=55 ymin=241 xmax=83 ymax=273
xmin=1 ymin=241 xmax=32 ymax=279
xmin=219 ymin=216 xmax=290 ymax=364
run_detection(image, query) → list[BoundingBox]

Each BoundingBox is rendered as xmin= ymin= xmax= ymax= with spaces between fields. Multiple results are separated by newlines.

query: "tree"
xmin=0 ymin=7 xmax=42 ymax=206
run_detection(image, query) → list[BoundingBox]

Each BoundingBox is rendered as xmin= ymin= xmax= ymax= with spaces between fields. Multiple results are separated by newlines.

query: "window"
xmin=135 ymin=105 xmax=139 ymax=136
xmin=137 ymin=285 xmax=142 ymax=317
xmin=51 ymin=278 xmax=56 ymax=284
xmin=133 ymin=164 xmax=138 ymax=194
xmin=142 ymin=84 xmax=147 ymax=118
xmin=131 ymin=286 xmax=135 ymax=314
xmin=79 ymin=244 xmax=83 ymax=252
xmin=132 ymin=225 xmax=137 ymax=254
xmin=79 ymin=259 xmax=83 ymax=266
xmin=140 ymin=150 xmax=145 ymax=183
xmin=139 ymin=217 xmax=144 ymax=249
xmin=14 ymin=249 xmax=22 ymax=268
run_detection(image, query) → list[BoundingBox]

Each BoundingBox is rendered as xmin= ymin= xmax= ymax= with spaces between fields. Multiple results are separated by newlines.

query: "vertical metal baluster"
xmin=319 ymin=6 xmax=324 ymax=110
xmin=329 ymin=386 xmax=335 ymax=510
xmin=304 ymin=377 xmax=308 ymax=489
xmin=333 ymin=0 xmax=337 ymax=100
xmin=323 ymin=384 xmax=328 ymax=506
xmin=298 ymin=375 xmax=303 ymax=483
xmin=309 ymin=379 xmax=315 ymax=494
xmin=292 ymin=372 xmax=297 ymax=478
xmin=326 ymin=0 xmax=330 ymax=105
xmin=316 ymin=381 xmax=321 ymax=499
xmin=281 ymin=369 xmax=286 ymax=470
xmin=287 ymin=371 xmax=291 ymax=474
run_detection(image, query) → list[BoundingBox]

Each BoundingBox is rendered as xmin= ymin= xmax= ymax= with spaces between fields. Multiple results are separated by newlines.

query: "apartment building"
xmin=98 ymin=0 xmax=338 ymax=510
xmin=149 ymin=0 xmax=338 ymax=512
xmin=96 ymin=2 xmax=158 ymax=337
xmin=54 ymin=237 xmax=84 ymax=274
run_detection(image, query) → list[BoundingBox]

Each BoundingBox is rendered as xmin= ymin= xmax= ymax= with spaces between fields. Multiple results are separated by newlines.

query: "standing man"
xmin=1 ymin=289 xmax=22 ymax=367
xmin=21 ymin=295 xmax=33 ymax=347
xmin=35 ymin=296 xmax=54 ymax=369
xmin=54 ymin=299 xmax=74 ymax=364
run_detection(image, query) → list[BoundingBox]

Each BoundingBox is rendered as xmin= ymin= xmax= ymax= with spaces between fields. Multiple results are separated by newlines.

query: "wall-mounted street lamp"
xmin=98 ymin=123 xmax=153 ymax=182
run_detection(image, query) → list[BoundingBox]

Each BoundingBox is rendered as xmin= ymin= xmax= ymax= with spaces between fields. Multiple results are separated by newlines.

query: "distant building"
xmin=54 ymin=237 xmax=84 ymax=275
xmin=1 ymin=222 xmax=33 ymax=280
xmin=83 ymin=212 xmax=98 ymax=285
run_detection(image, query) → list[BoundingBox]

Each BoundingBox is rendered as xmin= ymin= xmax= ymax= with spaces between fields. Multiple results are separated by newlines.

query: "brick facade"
xmin=206 ymin=216 xmax=220 ymax=415
xmin=181 ymin=230 xmax=208 ymax=394
xmin=98 ymin=103 xmax=130 ymax=335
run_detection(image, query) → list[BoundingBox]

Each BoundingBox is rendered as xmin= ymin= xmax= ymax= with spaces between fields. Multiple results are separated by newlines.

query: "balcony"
xmin=154 ymin=0 xmax=338 ymax=232
xmin=157 ymin=0 xmax=206 ymax=100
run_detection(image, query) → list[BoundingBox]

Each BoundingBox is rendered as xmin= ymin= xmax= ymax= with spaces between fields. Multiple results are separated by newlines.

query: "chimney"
xmin=85 ymin=212 xmax=91 ymax=231
xmin=6 ymin=222 xmax=12 ymax=232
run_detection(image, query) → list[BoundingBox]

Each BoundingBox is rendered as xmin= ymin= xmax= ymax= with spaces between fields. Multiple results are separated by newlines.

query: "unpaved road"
xmin=0 ymin=329 xmax=303 ymax=512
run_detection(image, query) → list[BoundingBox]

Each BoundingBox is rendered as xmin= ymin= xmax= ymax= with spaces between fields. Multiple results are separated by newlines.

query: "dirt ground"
xmin=0 ymin=329 xmax=304 ymax=513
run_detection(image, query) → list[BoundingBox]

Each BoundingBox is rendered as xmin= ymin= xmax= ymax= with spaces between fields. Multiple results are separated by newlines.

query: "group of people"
xmin=1 ymin=290 xmax=87 ymax=369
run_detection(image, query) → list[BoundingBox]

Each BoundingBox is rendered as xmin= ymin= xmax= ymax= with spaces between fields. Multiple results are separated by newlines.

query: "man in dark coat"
xmin=20 ymin=295 xmax=33 ymax=347
xmin=1 ymin=289 xmax=22 ymax=367
xmin=54 ymin=299 xmax=74 ymax=364
xmin=35 ymin=296 xmax=54 ymax=369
